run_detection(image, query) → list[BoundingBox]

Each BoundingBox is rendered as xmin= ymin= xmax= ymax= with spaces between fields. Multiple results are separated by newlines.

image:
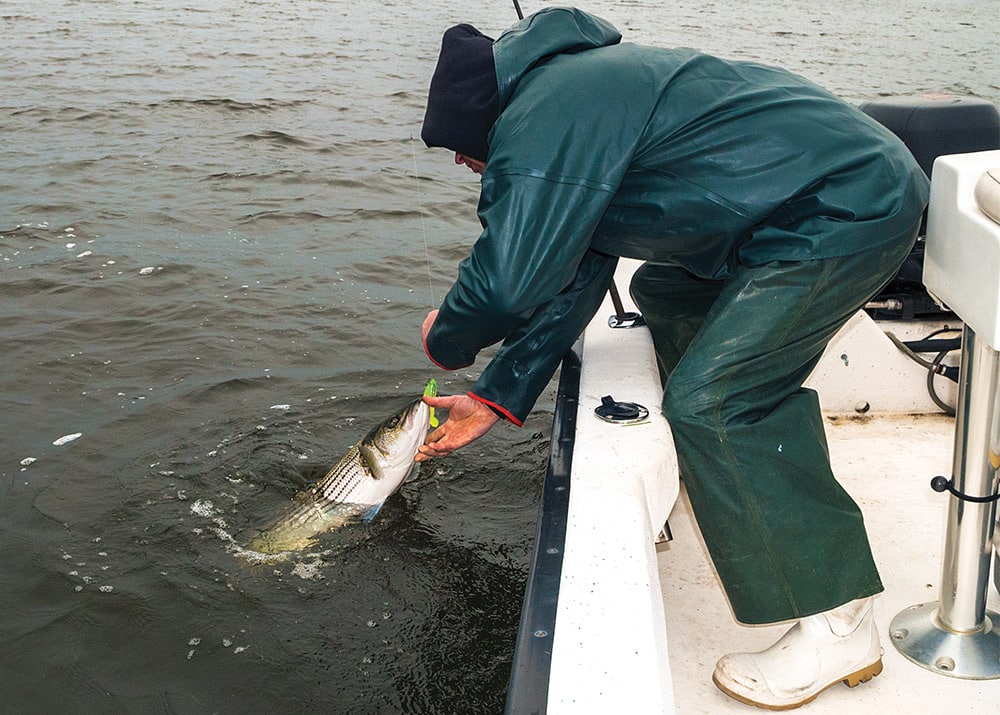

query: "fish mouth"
xmin=404 ymin=398 xmax=431 ymax=430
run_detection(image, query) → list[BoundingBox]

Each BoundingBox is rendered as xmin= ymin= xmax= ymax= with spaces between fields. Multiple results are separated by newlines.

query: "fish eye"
xmin=387 ymin=416 xmax=400 ymax=427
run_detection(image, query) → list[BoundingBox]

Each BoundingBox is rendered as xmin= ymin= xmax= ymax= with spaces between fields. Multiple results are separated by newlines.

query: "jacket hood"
xmin=493 ymin=7 xmax=622 ymax=109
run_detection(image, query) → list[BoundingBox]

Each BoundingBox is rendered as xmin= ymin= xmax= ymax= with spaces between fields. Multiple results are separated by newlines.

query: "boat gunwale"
xmin=504 ymin=341 xmax=582 ymax=715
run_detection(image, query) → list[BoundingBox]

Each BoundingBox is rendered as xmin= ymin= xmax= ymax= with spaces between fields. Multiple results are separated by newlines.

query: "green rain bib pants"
xmin=630 ymin=221 xmax=920 ymax=625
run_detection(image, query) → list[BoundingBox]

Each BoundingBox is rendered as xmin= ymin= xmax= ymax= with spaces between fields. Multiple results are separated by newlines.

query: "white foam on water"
xmin=187 ymin=497 xmax=292 ymax=565
xmin=190 ymin=499 xmax=216 ymax=518
xmin=291 ymin=560 xmax=326 ymax=581
xmin=231 ymin=542 xmax=290 ymax=565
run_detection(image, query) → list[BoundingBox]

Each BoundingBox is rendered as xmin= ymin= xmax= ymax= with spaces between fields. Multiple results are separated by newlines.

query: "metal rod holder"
xmin=890 ymin=326 xmax=1000 ymax=678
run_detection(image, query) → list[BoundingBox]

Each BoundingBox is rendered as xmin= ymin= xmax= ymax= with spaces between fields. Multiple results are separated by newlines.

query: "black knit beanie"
xmin=421 ymin=24 xmax=500 ymax=162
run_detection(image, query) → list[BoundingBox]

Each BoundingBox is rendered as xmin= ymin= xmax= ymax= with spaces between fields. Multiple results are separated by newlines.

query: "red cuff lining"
xmin=468 ymin=392 xmax=523 ymax=427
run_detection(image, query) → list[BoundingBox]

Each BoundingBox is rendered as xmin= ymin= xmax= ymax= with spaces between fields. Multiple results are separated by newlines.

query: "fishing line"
xmin=408 ymin=0 xmax=521 ymax=312
xmin=410 ymin=135 xmax=437 ymax=308
xmin=409 ymin=1 xmax=523 ymax=310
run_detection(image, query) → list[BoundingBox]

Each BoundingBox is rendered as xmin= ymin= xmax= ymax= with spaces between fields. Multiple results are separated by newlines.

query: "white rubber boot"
xmin=712 ymin=597 xmax=883 ymax=710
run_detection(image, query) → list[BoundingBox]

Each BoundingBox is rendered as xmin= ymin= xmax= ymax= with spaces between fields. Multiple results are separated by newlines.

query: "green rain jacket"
xmin=423 ymin=7 xmax=929 ymax=425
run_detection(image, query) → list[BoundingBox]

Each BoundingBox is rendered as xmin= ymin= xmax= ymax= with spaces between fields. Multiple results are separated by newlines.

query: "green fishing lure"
xmin=424 ymin=378 xmax=440 ymax=427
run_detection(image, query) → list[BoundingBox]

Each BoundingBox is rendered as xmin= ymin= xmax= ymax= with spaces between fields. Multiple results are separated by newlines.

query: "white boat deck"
xmin=659 ymin=411 xmax=999 ymax=714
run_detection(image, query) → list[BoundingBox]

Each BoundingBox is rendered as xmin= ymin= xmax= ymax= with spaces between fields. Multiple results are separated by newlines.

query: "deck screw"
xmin=935 ymin=656 xmax=955 ymax=672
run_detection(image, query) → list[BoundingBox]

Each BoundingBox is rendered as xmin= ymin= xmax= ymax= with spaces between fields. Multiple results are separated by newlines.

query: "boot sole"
xmin=712 ymin=657 xmax=884 ymax=711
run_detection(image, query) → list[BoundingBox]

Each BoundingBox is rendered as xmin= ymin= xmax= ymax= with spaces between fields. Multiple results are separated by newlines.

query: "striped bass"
xmin=249 ymin=398 xmax=431 ymax=554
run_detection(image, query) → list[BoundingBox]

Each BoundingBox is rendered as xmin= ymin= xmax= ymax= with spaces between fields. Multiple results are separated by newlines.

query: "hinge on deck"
xmin=655 ymin=520 xmax=673 ymax=552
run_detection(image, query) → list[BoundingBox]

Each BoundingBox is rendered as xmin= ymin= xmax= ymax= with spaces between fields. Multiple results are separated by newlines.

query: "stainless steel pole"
xmin=891 ymin=325 xmax=1000 ymax=678
xmin=939 ymin=326 xmax=1000 ymax=631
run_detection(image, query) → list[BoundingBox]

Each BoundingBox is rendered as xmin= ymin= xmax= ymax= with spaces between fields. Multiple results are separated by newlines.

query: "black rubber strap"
xmin=930 ymin=476 xmax=1000 ymax=504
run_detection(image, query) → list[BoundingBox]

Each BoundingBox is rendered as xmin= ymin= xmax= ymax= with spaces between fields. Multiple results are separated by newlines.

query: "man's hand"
xmin=421 ymin=309 xmax=439 ymax=347
xmin=415 ymin=394 xmax=500 ymax=462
